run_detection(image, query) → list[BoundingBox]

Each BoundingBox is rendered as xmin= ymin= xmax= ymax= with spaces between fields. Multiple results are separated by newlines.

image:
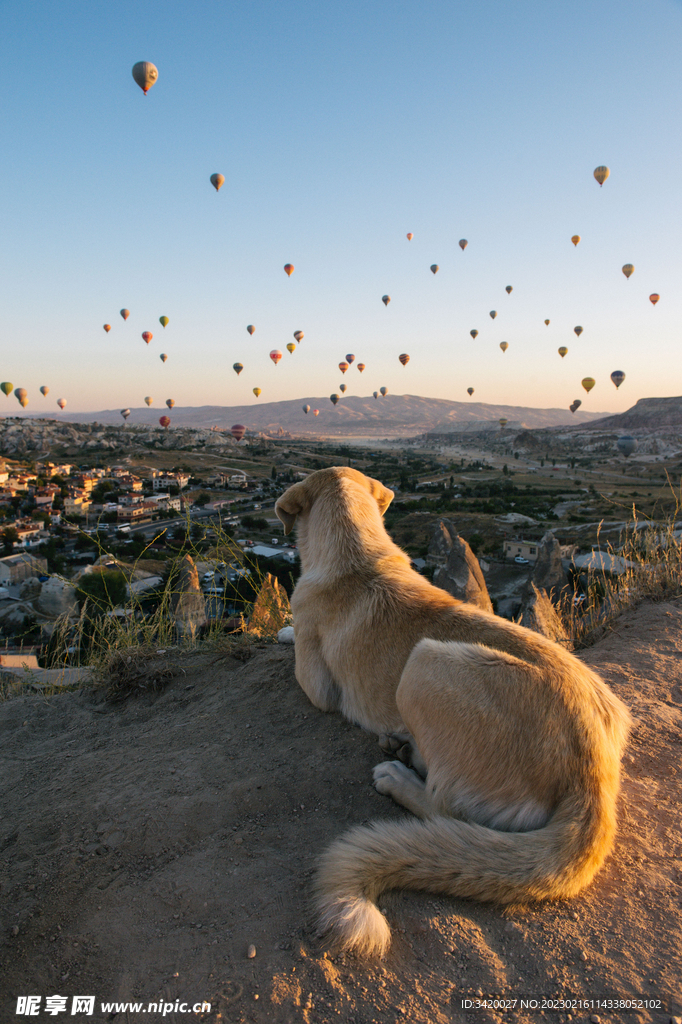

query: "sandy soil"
xmin=1 ymin=601 xmax=681 ymax=1024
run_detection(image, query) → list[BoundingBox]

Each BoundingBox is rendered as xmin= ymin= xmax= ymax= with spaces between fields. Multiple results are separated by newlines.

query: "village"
xmin=0 ymin=411 xmax=679 ymax=683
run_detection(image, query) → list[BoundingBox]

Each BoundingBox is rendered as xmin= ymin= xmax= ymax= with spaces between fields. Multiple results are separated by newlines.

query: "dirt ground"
xmin=1 ymin=601 xmax=681 ymax=1024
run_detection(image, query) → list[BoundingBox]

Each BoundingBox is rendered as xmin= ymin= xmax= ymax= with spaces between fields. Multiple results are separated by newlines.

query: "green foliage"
xmin=241 ymin=514 xmax=268 ymax=530
xmin=2 ymin=527 xmax=18 ymax=554
xmin=76 ymin=570 xmax=128 ymax=611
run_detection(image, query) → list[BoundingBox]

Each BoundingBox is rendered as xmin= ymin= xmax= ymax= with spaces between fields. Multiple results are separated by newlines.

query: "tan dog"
xmin=275 ymin=467 xmax=631 ymax=957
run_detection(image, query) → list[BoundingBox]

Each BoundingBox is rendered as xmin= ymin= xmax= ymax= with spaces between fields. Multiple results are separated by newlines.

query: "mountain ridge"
xmin=21 ymin=393 xmax=607 ymax=436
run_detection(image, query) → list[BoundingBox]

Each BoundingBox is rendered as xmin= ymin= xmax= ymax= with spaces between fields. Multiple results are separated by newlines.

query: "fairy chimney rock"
xmin=171 ymin=554 xmax=207 ymax=639
xmin=427 ymin=520 xmax=493 ymax=613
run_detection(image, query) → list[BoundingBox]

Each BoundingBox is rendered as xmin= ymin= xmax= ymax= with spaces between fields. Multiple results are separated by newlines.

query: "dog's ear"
xmin=367 ymin=477 xmax=394 ymax=516
xmin=275 ymin=481 xmax=308 ymax=535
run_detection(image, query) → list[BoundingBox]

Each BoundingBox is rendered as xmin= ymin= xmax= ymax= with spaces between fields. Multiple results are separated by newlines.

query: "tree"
xmin=76 ymin=570 xmax=127 ymax=611
xmin=195 ymin=492 xmax=211 ymax=507
xmin=2 ymin=527 xmax=18 ymax=554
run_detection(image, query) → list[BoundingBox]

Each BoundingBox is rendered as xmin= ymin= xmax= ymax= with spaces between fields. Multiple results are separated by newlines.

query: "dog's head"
xmin=275 ymin=467 xmax=394 ymax=536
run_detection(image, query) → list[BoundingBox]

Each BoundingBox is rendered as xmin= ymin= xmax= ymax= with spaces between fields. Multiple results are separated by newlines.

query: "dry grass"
xmin=547 ymin=489 xmax=682 ymax=648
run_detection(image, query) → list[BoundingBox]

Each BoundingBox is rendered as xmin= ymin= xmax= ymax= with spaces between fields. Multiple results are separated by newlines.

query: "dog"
xmin=275 ymin=467 xmax=631 ymax=956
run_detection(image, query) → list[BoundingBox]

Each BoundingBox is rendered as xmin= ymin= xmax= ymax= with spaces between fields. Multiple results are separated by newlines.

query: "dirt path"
xmin=1 ymin=602 xmax=681 ymax=1024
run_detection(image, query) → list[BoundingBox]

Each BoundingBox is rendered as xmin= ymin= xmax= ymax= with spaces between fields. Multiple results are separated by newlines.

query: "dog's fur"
xmin=275 ymin=467 xmax=631 ymax=956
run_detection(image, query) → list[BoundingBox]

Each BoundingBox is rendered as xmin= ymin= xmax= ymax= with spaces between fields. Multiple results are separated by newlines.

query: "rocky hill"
xmin=0 ymin=418 xmax=249 ymax=460
xmin=586 ymin=395 xmax=682 ymax=431
xmin=1 ymin=600 xmax=680 ymax=1024
xmin=22 ymin=394 xmax=606 ymax=438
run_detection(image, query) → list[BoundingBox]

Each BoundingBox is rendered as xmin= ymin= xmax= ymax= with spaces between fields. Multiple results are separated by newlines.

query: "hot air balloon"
xmin=312 ymin=408 xmax=319 ymax=416
xmin=489 ymin=311 xmax=497 ymax=319
xmin=1 ymin=382 xmax=13 ymax=396
xmin=303 ymin=404 xmax=310 ymax=414
xmin=558 ymin=347 xmax=568 ymax=358
xmin=571 ymin=235 xmax=581 ymax=247
xmin=57 ymin=398 xmax=66 ymax=411
xmin=19 ymin=397 xmax=28 ymax=408
xmin=103 ymin=324 xmax=111 ymax=333
xmin=293 ymin=330 xmax=304 ymax=341
xmin=287 ymin=343 xmax=296 ymax=354
xmin=398 ymin=353 xmax=409 ymax=366
xmin=610 ymin=370 xmax=626 ymax=389
xmin=252 ymin=387 xmax=261 ymax=398
xmin=160 ymin=353 xmax=168 ymax=363
xmin=233 ymin=362 xmax=243 ymax=375
xmin=210 ymin=173 xmax=225 ymax=192
xmin=159 ymin=316 xmax=169 ymax=328
xmin=330 ymin=394 xmax=339 ymax=406
xmin=40 ymin=386 xmax=49 ymax=396
xmin=121 ymin=409 xmax=130 ymax=421
xmin=569 ymin=402 xmax=578 ymax=414
xmin=430 ymin=264 xmax=439 ymax=274
xmin=246 ymin=325 xmax=255 ymax=335
xmin=144 ymin=396 xmax=153 ymax=406
xmin=649 ymin=294 xmax=660 ymax=306
xmin=581 ymin=377 xmax=595 ymax=393
xmin=572 ymin=399 xmax=582 ymax=411
xmin=470 ymin=329 xmax=479 ymax=339
xmin=142 ymin=331 xmax=153 ymax=345
xmin=380 ymin=386 xmax=388 ymax=397
xmin=159 ymin=415 xmax=170 ymax=429
xmin=132 ymin=61 xmax=158 ymax=94
xmin=574 ymin=326 xmax=583 ymax=337
xmin=346 ymin=354 xmax=355 ymax=364
xmin=373 ymin=391 xmax=379 ymax=399
xmin=622 ymin=264 xmax=634 ymax=279
xmin=406 ymin=233 xmax=413 ymax=241
xmin=459 ymin=239 xmax=468 ymax=250
xmin=467 ymin=387 xmax=474 ymax=396
xmin=120 ymin=309 xmax=130 ymax=321
xmin=284 ymin=264 xmax=294 ymax=276
xmin=231 ymin=424 xmax=245 ymax=441
xmin=499 ymin=342 xmax=509 ymax=353
xmin=544 ymin=319 xmax=550 ymax=326
xmin=499 ymin=419 xmax=508 ymax=428
xmin=593 ymin=165 xmax=610 ymax=186
xmin=357 ymin=363 xmax=365 ymax=372
xmin=382 ymin=295 xmax=391 ymax=306
xmin=339 ymin=384 xmax=347 ymax=393
xmin=505 ymin=286 xmax=513 ymax=294
xmin=14 ymin=388 xmax=27 ymax=404
xmin=617 ymin=436 xmax=637 ymax=457
xmin=166 ymin=399 xmax=175 ymax=409
xmin=339 ymin=362 xmax=348 ymax=374
xmin=269 ymin=350 xmax=282 ymax=365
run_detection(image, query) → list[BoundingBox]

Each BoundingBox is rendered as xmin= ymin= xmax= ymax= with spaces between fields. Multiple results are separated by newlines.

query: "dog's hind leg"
xmin=378 ymin=733 xmax=428 ymax=777
xmin=293 ymin=631 xmax=340 ymax=712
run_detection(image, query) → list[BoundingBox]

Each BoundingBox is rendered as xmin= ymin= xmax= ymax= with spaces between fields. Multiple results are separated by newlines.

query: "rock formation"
xmin=171 ymin=555 xmax=207 ymax=639
xmin=426 ymin=520 xmax=493 ymax=613
xmin=529 ymin=530 xmax=567 ymax=601
xmin=520 ymin=531 xmax=569 ymax=634
xmin=34 ymin=576 xmax=79 ymax=619
xmin=249 ymin=574 xmax=292 ymax=637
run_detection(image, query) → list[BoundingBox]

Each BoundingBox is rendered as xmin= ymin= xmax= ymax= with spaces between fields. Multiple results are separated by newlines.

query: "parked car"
xmin=514 ymin=555 xmax=529 ymax=565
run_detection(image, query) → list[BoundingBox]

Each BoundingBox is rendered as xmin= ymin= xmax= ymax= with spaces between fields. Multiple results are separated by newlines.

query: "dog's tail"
xmin=314 ymin=788 xmax=615 ymax=956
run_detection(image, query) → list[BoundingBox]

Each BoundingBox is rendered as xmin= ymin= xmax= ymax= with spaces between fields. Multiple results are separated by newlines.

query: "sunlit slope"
xmin=585 ymin=396 xmax=682 ymax=431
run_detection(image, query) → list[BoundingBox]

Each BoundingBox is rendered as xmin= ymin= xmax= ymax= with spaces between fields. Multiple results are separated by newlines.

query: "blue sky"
xmin=1 ymin=0 xmax=680 ymax=416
